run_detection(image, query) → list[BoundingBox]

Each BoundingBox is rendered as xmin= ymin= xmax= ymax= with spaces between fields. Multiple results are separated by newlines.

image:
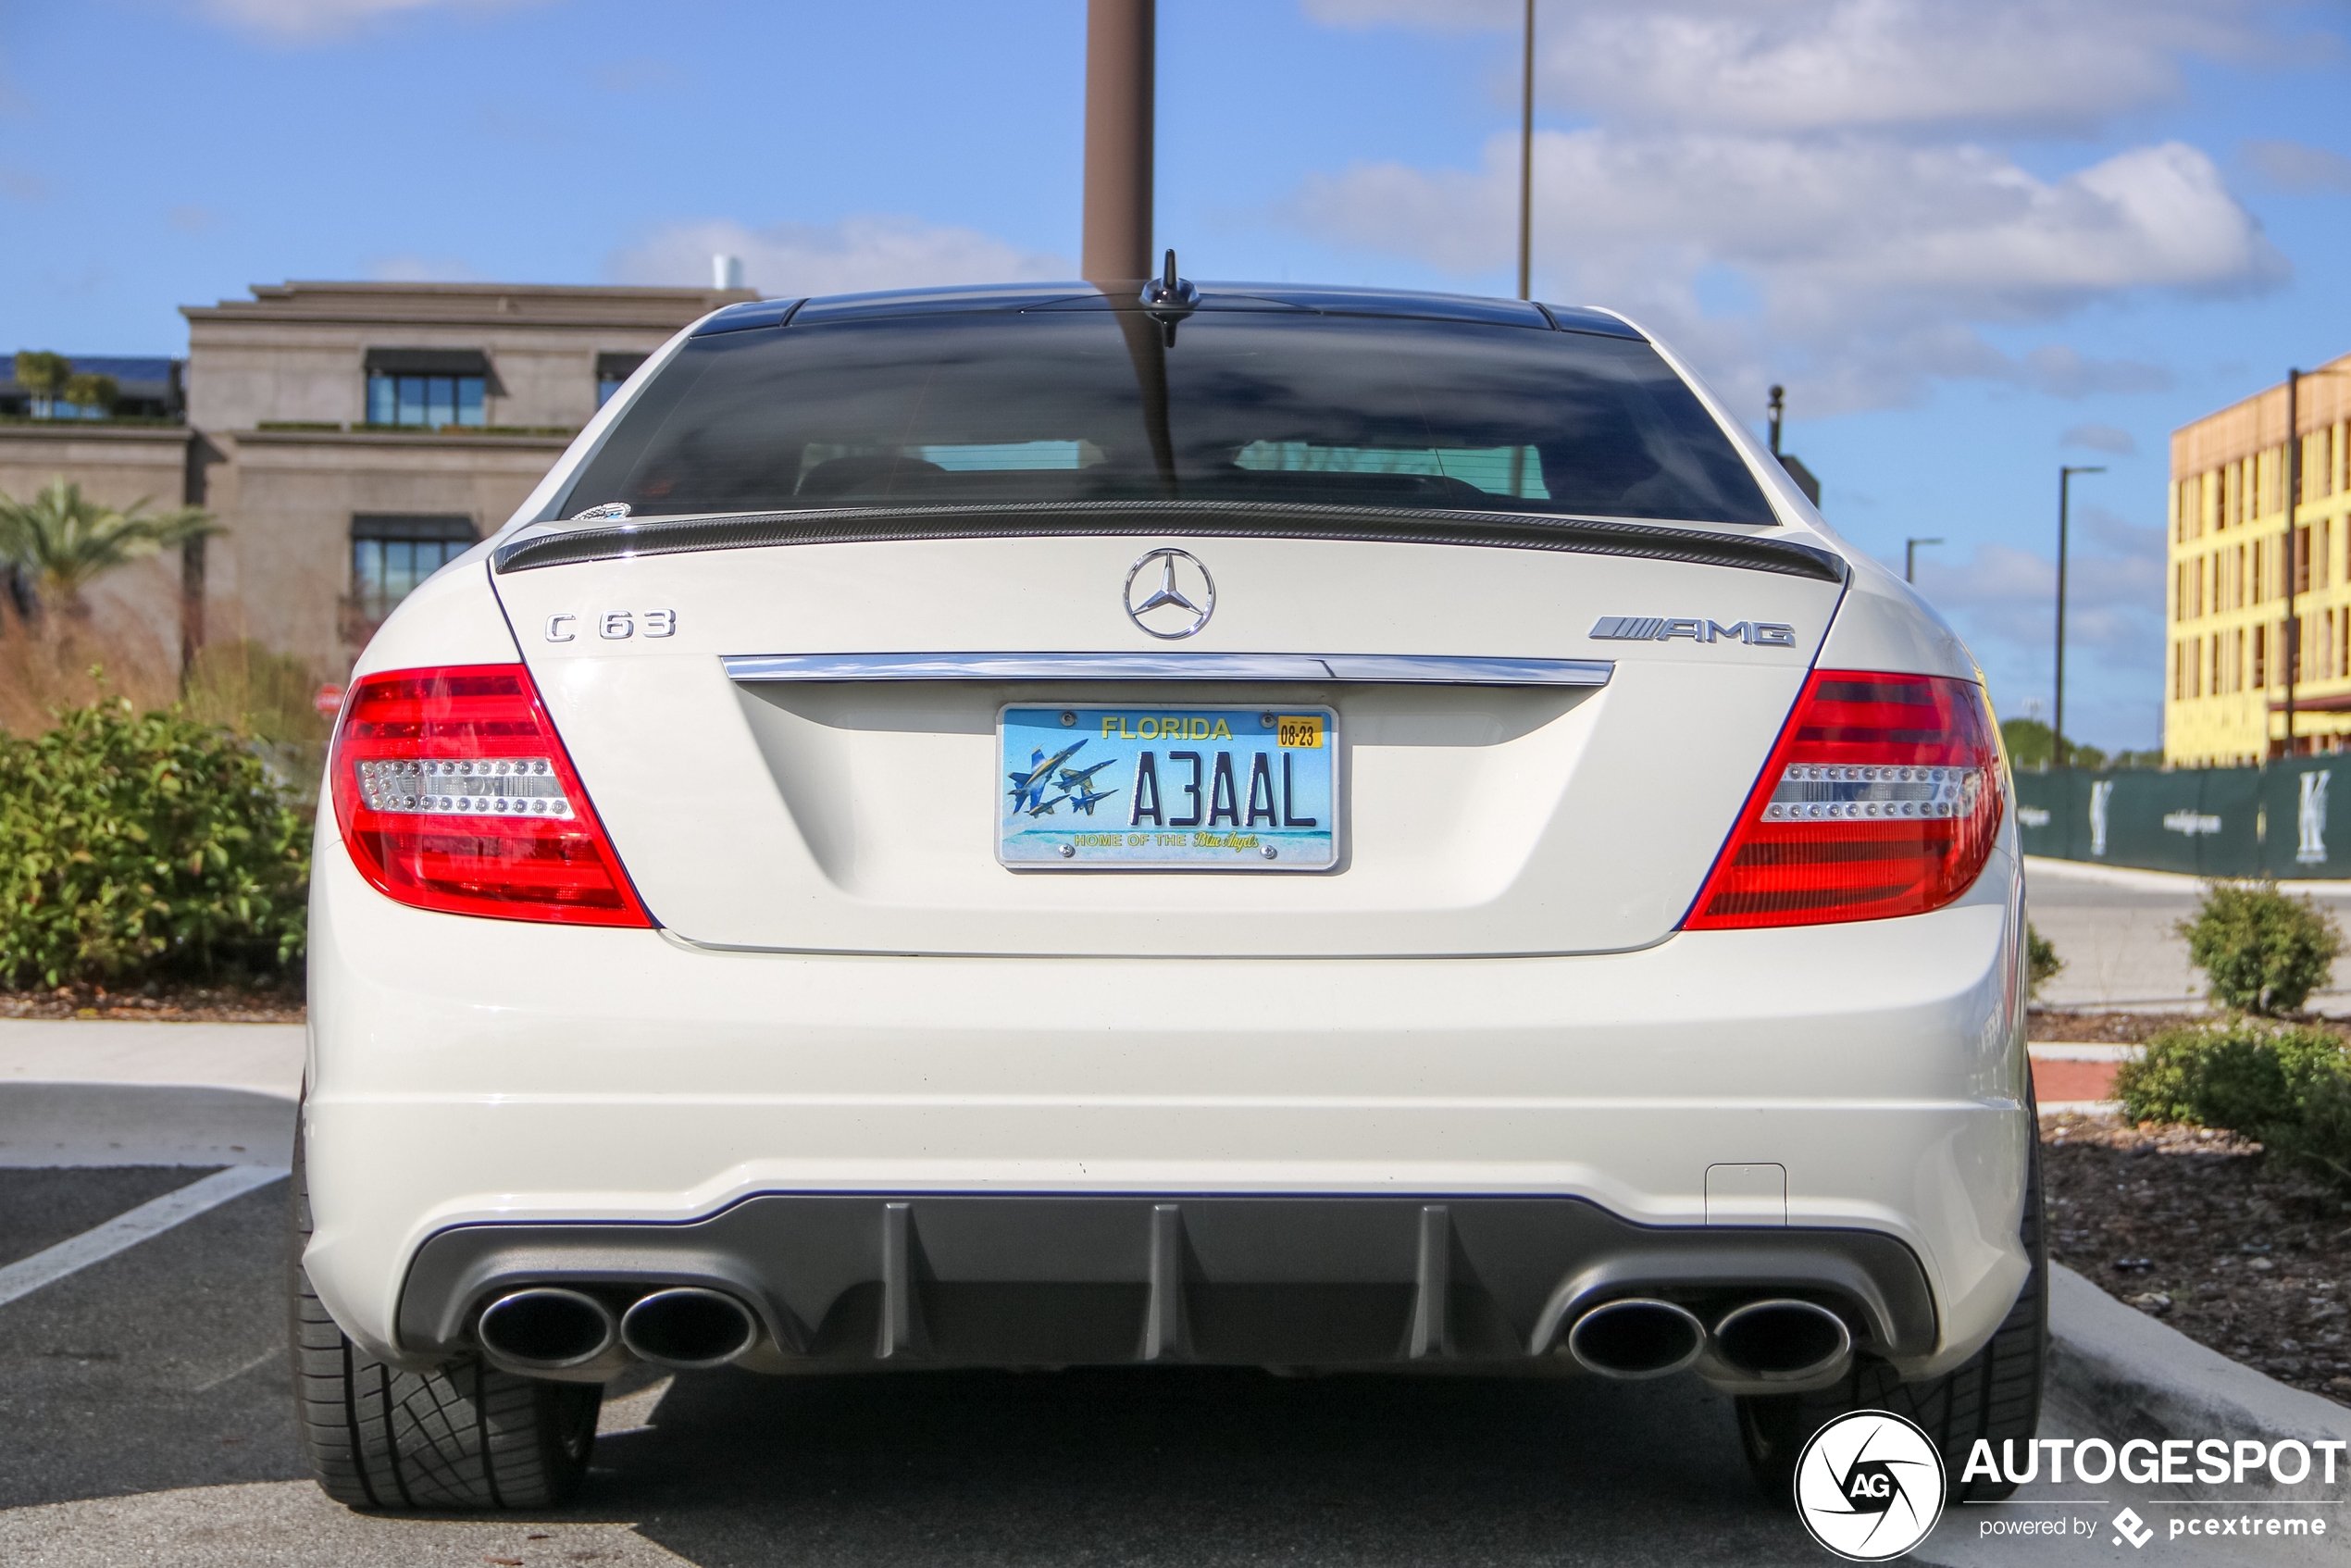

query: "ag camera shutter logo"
xmin=1794 ymin=1410 xmax=1947 ymax=1562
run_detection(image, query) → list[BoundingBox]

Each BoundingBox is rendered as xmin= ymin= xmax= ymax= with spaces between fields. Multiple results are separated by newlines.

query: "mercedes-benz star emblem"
xmin=1124 ymin=547 xmax=1216 ymax=640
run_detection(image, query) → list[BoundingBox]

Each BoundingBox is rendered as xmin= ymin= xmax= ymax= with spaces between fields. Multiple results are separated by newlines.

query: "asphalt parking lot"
xmin=9 ymin=1164 xmax=2343 ymax=1568
xmin=0 ymin=1161 xmax=1853 ymax=1566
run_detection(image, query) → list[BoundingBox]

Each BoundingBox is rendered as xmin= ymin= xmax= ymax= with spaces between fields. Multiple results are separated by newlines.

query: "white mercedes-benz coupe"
xmin=293 ymin=271 xmax=2039 ymax=1511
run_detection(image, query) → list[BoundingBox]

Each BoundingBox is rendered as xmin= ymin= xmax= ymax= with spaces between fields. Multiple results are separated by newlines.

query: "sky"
xmin=7 ymin=0 xmax=2351 ymax=753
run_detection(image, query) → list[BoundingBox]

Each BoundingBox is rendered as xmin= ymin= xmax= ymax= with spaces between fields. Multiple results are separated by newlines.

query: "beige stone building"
xmin=1 ymin=280 xmax=750 ymax=684
xmin=2167 ymin=352 xmax=2351 ymax=765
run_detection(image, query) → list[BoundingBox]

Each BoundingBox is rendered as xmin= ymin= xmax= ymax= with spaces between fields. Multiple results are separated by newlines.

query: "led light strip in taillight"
xmin=1760 ymin=764 xmax=1980 ymax=824
xmin=1684 ymin=669 xmax=2004 ymax=930
xmin=355 ymin=757 xmax=574 ymax=818
xmin=329 ymin=664 xmax=651 ymax=927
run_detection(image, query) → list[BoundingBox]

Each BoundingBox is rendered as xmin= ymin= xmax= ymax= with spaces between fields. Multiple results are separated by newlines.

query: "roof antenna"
xmin=1140 ymin=247 xmax=1198 ymax=345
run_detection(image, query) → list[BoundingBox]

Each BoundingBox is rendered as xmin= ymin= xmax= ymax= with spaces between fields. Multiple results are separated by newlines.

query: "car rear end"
xmin=296 ymin=283 xmax=2032 ymax=1500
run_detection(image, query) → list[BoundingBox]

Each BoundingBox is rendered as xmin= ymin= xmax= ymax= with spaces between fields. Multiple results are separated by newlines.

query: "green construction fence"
xmin=2013 ymin=761 xmax=2351 ymax=878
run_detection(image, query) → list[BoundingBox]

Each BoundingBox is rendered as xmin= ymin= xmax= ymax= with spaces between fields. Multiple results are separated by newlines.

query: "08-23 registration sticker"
xmin=997 ymin=704 xmax=1337 ymax=870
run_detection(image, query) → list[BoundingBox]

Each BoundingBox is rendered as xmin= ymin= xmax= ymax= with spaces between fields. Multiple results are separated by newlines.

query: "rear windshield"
xmin=556 ymin=308 xmax=1776 ymax=527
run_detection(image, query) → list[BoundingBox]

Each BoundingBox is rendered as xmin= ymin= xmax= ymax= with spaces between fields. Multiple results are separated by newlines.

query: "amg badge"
xmin=1589 ymin=616 xmax=1796 ymax=647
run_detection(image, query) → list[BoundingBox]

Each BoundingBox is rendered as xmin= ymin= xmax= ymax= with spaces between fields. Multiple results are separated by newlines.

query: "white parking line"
xmin=0 ymin=1165 xmax=288 ymax=1310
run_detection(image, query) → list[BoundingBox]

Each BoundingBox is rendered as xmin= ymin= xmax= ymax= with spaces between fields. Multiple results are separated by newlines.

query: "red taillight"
xmin=1684 ymin=670 xmax=2003 ymax=930
xmin=329 ymin=664 xmax=652 ymax=927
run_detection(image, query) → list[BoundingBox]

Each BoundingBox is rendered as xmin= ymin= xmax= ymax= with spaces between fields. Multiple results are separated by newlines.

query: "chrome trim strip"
xmin=722 ymin=653 xmax=1614 ymax=686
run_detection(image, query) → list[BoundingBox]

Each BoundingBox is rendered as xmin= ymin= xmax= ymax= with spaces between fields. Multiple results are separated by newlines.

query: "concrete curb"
xmin=2048 ymin=1263 xmax=2349 ymax=1449
xmin=2023 ymin=855 xmax=2351 ymax=898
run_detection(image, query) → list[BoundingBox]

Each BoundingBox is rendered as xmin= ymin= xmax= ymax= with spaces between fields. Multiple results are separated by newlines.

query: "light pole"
xmin=2055 ymin=466 xmax=2106 ymax=769
xmin=1516 ymin=0 xmax=1535 ymax=301
xmin=1905 ymin=537 xmax=1944 ymax=583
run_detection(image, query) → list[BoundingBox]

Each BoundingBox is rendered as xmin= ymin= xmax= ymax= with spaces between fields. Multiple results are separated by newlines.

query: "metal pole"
xmin=1516 ymin=0 xmax=1535 ymax=301
xmin=2055 ymin=466 xmax=2106 ymax=769
xmin=1768 ymin=385 xmax=1784 ymax=456
xmin=1081 ymin=0 xmax=1154 ymax=281
xmin=1905 ymin=538 xmax=1944 ymax=583
xmin=2287 ymin=367 xmax=2302 ymax=757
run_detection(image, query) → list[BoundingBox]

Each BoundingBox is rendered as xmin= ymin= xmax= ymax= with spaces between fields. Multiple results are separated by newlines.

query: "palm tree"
xmin=0 ymin=477 xmax=219 ymax=618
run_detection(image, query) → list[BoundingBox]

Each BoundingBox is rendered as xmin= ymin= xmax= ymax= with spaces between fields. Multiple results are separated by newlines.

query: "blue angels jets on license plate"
xmin=998 ymin=704 xmax=1338 ymax=870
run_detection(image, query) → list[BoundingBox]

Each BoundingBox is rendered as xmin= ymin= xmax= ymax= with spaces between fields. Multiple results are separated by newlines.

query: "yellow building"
xmin=2167 ymin=352 xmax=2351 ymax=765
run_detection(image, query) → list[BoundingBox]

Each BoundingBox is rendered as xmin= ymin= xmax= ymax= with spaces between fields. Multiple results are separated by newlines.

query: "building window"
xmin=362 ymin=349 xmax=498 ymax=429
xmin=596 ymin=353 xmax=648 ymax=408
xmin=350 ymin=515 xmax=479 ymax=622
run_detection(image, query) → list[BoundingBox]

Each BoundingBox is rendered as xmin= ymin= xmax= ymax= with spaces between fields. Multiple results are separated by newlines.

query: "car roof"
xmin=692 ymin=283 xmax=1645 ymax=341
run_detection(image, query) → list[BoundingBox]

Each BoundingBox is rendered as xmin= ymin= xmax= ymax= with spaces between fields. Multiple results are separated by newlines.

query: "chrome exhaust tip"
xmin=620 ymin=1288 xmax=761 ymax=1371
xmin=1710 ymin=1298 xmax=1853 ymax=1384
xmin=475 ymin=1287 xmax=618 ymax=1375
xmin=1564 ymin=1297 xmax=1707 ymax=1380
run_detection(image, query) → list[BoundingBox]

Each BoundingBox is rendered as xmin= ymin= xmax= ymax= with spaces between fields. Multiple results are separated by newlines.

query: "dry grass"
xmin=0 ymin=604 xmax=180 ymax=734
xmin=0 ymin=608 xmax=331 ymax=801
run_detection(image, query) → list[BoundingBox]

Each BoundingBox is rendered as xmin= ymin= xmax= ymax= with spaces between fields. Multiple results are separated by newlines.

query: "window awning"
xmin=363 ymin=348 xmax=504 ymax=393
xmin=351 ymin=513 xmax=479 ymax=542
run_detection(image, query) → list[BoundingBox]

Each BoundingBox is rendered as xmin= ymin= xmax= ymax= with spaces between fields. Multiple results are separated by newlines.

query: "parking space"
xmin=0 ymin=1161 xmax=1860 ymax=1566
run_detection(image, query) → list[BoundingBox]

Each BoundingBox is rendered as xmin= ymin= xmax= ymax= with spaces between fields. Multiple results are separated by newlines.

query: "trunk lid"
xmin=489 ymin=528 xmax=1844 ymax=957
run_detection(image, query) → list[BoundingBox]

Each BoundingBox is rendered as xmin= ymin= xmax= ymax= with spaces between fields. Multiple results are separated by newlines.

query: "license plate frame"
xmin=996 ymin=703 xmax=1339 ymax=871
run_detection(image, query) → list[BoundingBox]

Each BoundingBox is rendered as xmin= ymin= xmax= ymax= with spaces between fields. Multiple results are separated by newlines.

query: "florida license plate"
xmin=998 ymin=704 xmax=1338 ymax=870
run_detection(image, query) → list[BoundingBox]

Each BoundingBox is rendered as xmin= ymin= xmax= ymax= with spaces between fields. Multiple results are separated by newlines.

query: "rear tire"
xmin=1735 ymin=1117 xmax=2046 ymax=1506
xmin=289 ymin=1130 xmax=601 ymax=1510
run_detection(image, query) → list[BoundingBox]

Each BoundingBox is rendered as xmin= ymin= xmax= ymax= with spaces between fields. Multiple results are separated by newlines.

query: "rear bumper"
xmin=402 ymin=1193 xmax=1937 ymax=1383
xmin=303 ymin=833 xmax=2030 ymax=1381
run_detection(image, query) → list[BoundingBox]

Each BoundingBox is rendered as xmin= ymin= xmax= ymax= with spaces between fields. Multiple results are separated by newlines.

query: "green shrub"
xmin=2027 ymin=922 xmax=2063 ymax=1001
xmin=0 ymin=696 xmax=307 ymax=988
xmin=2176 ymin=880 xmax=2343 ymax=1014
xmin=2116 ymin=1021 xmax=2351 ymax=1187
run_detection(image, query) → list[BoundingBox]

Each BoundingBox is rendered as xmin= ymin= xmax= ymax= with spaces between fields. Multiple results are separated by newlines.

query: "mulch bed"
xmin=2028 ymin=1009 xmax=2208 ymax=1044
xmin=0 ymin=980 xmax=305 ymax=1025
xmin=2030 ymin=1007 xmax=2351 ymax=1044
xmin=2043 ymin=1110 xmax=2351 ymax=1407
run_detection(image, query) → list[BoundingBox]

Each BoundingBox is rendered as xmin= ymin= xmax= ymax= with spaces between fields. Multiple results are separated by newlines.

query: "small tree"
xmin=13 ymin=351 xmax=69 ymax=418
xmin=61 ymin=371 xmax=118 ymax=418
xmin=2000 ymin=717 xmax=2052 ymax=768
xmin=2178 ymin=880 xmax=2344 ymax=1014
xmin=0 ymin=477 xmax=218 ymax=617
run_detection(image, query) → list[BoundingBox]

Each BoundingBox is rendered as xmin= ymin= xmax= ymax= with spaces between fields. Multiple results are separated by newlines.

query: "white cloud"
xmin=1290 ymin=131 xmax=2276 ymax=411
xmin=2241 ymin=138 xmax=2351 ymax=193
xmin=1306 ymin=0 xmax=2296 ymax=136
xmin=1917 ymin=506 xmax=2161 ymax=637
xmin=195 ymin=0 xmax=532 ymax=40
xmin=2060 ymin=423 xmax=2138 ymax=456
xmin=608 ymin=216 xmax=1069 ymax=299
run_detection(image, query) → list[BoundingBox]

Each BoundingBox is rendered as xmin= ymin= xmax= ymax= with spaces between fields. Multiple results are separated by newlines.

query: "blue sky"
xmin=6 ymin=0 xmax=2351 ymax=753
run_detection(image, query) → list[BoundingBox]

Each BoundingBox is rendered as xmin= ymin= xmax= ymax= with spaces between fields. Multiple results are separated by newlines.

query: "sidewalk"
xmin=0 ymin=1018 xmax=304 ymax=1167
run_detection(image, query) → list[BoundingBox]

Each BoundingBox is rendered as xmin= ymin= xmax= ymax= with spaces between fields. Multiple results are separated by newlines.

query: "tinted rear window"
xmin=557 ymin=310 xmax=1776 ymax=527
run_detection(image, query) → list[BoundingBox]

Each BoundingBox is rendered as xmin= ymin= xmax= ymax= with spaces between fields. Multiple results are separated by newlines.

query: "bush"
xmin=2177 ymin=880 xmax=2343 ymax=1014
xmin=2027 ymin=922 xmax=2063 ymax=1001
xmin=2117 ymin=1021 xmax=2351 ymax=1187
xmin=0 ymin=696 xmax=308 ymax=989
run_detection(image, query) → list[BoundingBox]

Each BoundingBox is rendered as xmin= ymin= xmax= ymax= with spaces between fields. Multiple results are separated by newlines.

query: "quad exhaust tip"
xmin=1565 ymin=1297 xmax=1707 ymax=1380
xmin=1710 ymin=1298 xmax=1853 ymax=1383
xmin=620 ymin=1287 xmax=762 ymax=1371
xmin=476 ymin=1287 xmax=617 ymax=1373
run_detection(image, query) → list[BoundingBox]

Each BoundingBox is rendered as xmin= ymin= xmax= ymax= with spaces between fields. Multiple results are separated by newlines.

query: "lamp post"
xmin=1516 ymin=0 xmax=1535 ymax=301
xmin=1905 ymin=538 xmax=1944 ymax=583
xmin=2055 ymin=466 xmax=2106 ymax=768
